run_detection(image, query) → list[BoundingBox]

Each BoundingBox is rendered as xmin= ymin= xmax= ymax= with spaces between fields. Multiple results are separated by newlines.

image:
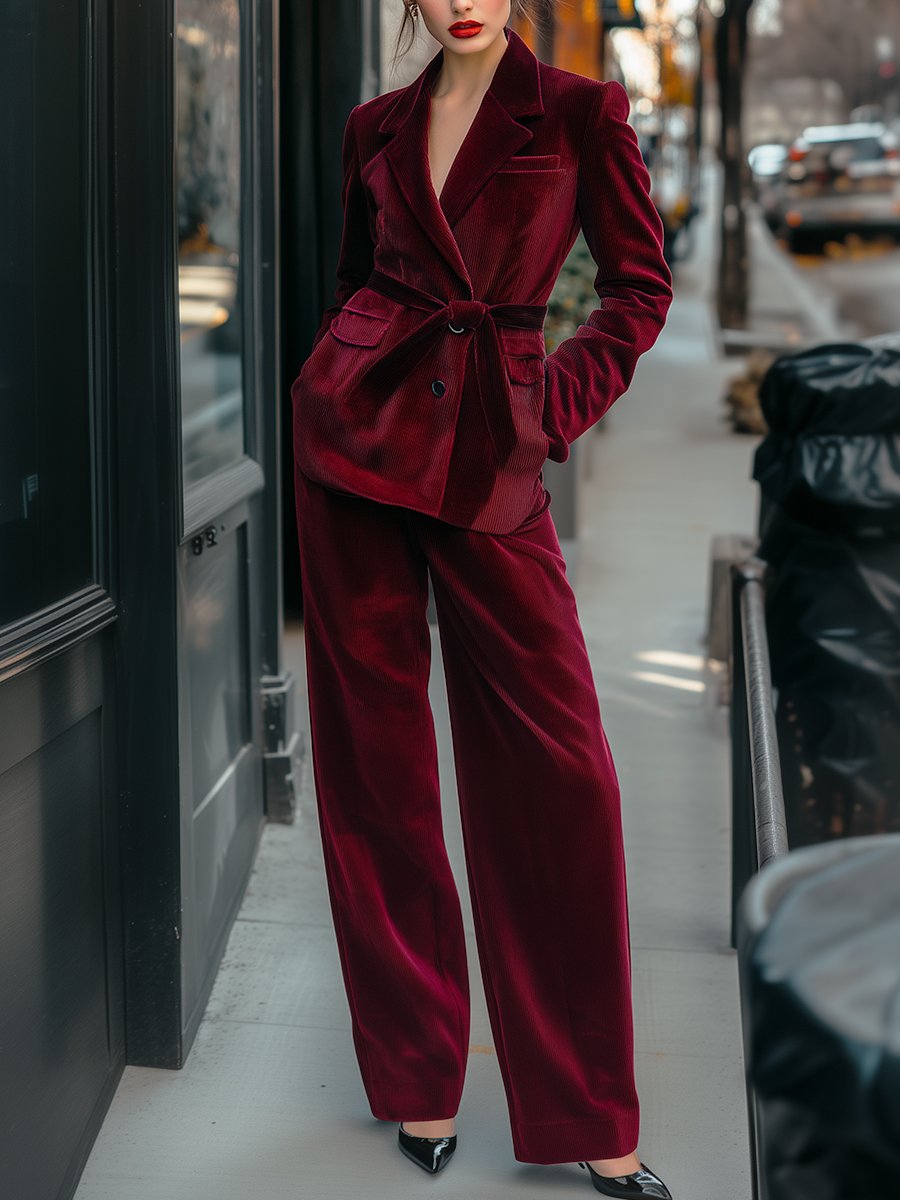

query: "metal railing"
xmin=728 ymin=556 xmax=791 ymax=1200
xmin=729 ymin=557 xmax=790 ymax=948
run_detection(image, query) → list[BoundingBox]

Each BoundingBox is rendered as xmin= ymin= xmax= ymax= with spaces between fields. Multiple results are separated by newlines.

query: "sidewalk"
xmin=719 ymin=197 xmax=846 ymax=354
xmin=74 ymin=151 xmax=758 ymax=1200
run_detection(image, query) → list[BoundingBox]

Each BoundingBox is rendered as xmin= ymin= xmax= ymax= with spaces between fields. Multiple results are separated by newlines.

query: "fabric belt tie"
xmin=362 ymin=269 xmax=547 ymax=462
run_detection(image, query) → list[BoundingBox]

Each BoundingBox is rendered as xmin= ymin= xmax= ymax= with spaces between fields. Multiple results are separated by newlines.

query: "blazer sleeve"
xmin=541 ymin=80 xmax=673 ymax=463
xmin=310 ymin=104 xmax=375 ymax=352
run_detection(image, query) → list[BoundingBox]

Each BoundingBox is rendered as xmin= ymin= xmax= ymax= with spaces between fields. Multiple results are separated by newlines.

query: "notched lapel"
xmin=437 ymin=90 xmax=534 ymax=228
xmin=376 ymin=27 xmax=544 ymax=294
xmin=381 ymin=102 xmax=471 ymax=290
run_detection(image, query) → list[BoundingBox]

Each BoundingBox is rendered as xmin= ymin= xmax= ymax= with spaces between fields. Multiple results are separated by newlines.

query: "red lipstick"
xmin=448 ymin=20 xmax=484 ymax=38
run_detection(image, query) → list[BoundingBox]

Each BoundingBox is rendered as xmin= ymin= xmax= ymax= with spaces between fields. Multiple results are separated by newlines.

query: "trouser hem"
xmin=367 ymin=1078 xmax=463 ymax=1124
xmin=511 ymin=1113 xmax=641 ymax=1165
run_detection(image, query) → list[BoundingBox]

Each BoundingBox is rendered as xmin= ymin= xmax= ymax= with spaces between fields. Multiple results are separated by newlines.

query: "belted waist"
xmin=365 ymin=269 xmax=547 ymax=330
xmin=362 ymin=269 xmax=548 ymax=461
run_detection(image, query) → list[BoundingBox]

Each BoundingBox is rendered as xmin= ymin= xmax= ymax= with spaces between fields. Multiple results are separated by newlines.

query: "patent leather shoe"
xmin=397 ymin=1122 xmax=457 ymax=1173
xmin=578 ymin=1158 xmax=673 ymax=1198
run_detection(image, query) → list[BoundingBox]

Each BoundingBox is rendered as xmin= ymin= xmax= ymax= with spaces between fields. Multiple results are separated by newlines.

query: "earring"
xmin=408 ymin=2 xmax=419 ymax=16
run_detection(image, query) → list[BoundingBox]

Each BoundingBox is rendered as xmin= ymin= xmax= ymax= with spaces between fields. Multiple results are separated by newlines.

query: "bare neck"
xmin=430 ymin=30 xmax=508 ymax=103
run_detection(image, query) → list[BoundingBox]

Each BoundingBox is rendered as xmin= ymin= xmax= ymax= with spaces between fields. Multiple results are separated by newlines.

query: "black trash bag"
xmin=751 ymin=342 xmax=900 ymax=847
xmin=737 ymin=834 xmax=900 ymax=1200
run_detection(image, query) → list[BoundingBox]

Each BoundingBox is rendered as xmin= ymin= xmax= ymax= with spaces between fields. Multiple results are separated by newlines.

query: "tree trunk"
xmin=716 ymin=1 xmax=753 ymax=330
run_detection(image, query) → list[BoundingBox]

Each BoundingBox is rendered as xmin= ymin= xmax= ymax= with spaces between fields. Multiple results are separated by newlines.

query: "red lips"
xmin=449 ymin=21 xmax=484 ymax=35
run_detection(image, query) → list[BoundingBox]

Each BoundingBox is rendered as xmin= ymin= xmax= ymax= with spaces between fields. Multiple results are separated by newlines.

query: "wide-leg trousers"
xmin=293 ymin=464 xmax=640 ymax=1165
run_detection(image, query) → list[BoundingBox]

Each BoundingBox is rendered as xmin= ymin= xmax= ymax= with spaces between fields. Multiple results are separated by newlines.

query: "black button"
xmin=431 ymin=379 xmax=446 ymax=397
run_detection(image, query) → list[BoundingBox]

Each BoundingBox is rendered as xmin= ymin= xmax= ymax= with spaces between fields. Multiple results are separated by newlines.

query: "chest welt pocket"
xmin=329 ymin=306 xmax=391 ymax=347
xmin=495 ymin=153 xmax=561 ymax=173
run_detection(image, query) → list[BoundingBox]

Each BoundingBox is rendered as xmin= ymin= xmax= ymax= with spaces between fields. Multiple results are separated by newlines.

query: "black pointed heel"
xmin=578 ymin=1158 xmax=673 ymax=1198
xmin=397 ymin=1122 xmax=458 ymax=1173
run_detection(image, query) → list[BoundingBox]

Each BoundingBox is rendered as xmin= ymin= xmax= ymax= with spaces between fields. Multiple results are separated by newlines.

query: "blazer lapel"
xmin=377 ymin=26 xmax=545 ymax=294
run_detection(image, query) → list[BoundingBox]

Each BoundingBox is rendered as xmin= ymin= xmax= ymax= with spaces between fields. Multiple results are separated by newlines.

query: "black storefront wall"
xmin=1 ymin=3 xmax=124 ymax=1198
xmin=115 ymin=0 xmax=292 ymax=1067
xmin=1 ymin=0 xmax=289 ymax=1196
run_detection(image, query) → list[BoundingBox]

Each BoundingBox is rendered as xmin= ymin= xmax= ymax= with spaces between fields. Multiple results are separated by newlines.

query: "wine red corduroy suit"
xmin=291 ymin=26 xmax=673 ymax=1165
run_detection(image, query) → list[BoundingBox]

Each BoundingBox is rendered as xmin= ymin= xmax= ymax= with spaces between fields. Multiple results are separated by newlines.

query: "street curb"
xmin=716 ymin=207 xmax=845 ymax=356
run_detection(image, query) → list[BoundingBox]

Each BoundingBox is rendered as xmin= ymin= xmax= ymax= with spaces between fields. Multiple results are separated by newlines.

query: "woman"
xmin=291 ymin=3 xmax=674 ymax=1196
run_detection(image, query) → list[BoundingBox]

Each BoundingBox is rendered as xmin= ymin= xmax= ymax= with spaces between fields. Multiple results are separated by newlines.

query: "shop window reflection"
xmin=175 ymin=2 xmax=245 ymax=490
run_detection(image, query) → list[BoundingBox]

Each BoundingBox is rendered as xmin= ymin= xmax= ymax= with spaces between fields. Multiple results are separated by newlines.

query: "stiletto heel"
xmin=578 ymin=1158 xmax=673 ymax=1198
xmin=397 ymin=1122 xmax=458 ymax=1173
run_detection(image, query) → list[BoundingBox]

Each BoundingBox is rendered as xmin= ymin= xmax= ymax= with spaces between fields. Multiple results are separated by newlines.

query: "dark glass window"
xmin=175 ymin=0 xmax=247 ymax=490
xmin=0 ymin=2 xmax=94 ymax=627
xmin=186 ymin=527 xmax=250 ymax=809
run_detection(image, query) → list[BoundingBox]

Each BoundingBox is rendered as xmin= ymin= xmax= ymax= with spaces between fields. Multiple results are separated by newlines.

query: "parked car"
xmin=749 ymin=143 xmax=789 ymax=223
xmin=748 ymin=142 xmax=789 ymax=188
xmin=760 ymin=121 xmax=900 ymax=251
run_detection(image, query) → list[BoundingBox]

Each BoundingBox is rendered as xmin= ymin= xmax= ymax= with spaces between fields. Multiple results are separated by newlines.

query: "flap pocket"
xmin=505 ymin=354 xmax=545 ymax=385
xmin=329 ymin=307 xmax=391 ymax=347
xmin=496 ymin=153 xmax=561 ymax=173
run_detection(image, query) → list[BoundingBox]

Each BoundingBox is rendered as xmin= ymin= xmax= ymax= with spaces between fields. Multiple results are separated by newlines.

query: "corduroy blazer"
xmin=292 ymin=26 xmax=673 ymax=534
